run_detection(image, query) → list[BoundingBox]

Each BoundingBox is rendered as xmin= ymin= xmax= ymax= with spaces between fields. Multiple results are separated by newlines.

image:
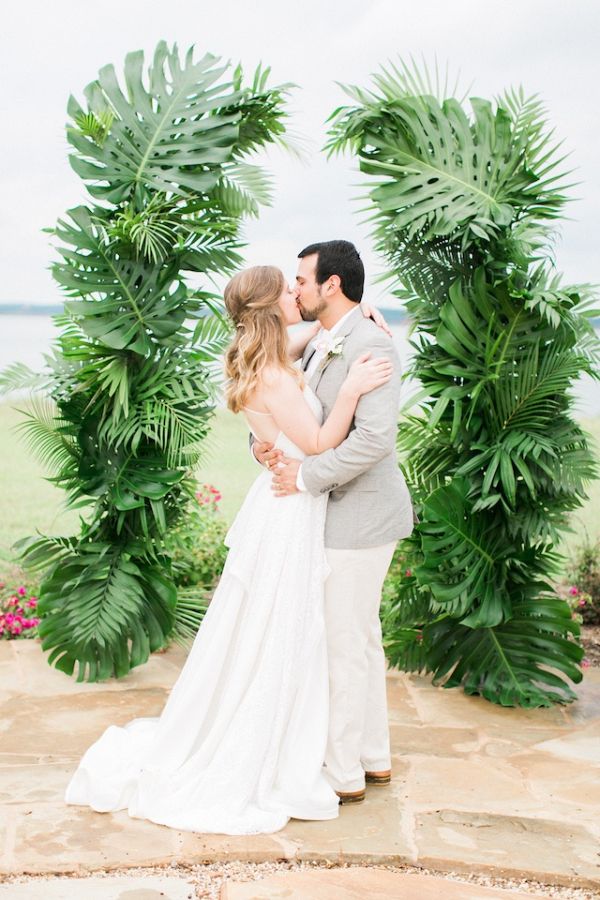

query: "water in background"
xmin=0 ymin=313 xmax=598 ymax=417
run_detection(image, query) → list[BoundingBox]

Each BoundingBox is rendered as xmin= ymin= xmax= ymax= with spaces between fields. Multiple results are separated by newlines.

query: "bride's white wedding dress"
xmin=64 ymin=386 xmax=339 ymax=835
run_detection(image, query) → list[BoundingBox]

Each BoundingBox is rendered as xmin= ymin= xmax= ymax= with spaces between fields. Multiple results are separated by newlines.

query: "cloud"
xmin=1 ymin=0 xmax=598 ymax=304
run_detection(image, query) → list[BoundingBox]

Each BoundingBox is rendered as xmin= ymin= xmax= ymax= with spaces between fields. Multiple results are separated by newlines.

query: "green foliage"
xmin=2 ymin=42 xmax=291 ymax=681
xmin=331 ymin=61 xmax=600 ymax=706
xmin=381 ymin=546 xmax=429 ymax=672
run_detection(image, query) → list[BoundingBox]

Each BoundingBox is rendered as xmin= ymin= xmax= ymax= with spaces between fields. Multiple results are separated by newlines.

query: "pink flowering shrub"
xmin=561 ymin=584 xmax=592 ymax=625
xmin=565 ymin=538 xmax=600 ymax=625
xmin=164 ymin=484 xmax=228 ymax=590
xmin=0 ymin=580 xmax=41 ymax=640
xmin=195 ymin=483 xmax=223 ymax=510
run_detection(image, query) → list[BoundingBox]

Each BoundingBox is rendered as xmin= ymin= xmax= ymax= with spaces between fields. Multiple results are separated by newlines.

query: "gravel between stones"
xmin=2 ymin=861 xmax=599 ymax=899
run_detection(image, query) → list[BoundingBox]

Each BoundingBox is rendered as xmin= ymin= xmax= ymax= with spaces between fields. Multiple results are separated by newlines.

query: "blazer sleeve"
xmin=301 ymin=331 xmax=401 ymax=496
xmin=248 ymin=432 xmax=264 ymax=469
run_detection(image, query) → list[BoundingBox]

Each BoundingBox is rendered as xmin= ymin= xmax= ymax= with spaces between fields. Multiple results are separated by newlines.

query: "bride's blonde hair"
xmin=224 ymin=266 xmax=302 ymax=413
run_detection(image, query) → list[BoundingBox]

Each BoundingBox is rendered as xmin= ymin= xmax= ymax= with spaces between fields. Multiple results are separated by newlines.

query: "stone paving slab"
xmin=0 ymin=875 xmax=195 ymax=899
xmin=220 ymin=868 xmax=547 ymax=899
xmin=0 ymin=870 xmax=551 ymax=900
xmin=1 ymin=640 xmax=599 ymax=890
xmin=415 ymin=809 xmax=600 ymax=884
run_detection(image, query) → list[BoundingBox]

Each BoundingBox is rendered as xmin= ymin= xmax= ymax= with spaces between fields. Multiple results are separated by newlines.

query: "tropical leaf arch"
xmin=2 ymin=42 xmax=293 ymax=681
xmin=328 ymin=61 xmax=599 ymax=707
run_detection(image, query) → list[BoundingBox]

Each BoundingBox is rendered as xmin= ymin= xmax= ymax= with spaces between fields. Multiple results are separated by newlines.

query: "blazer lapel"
xmin=302 ymin=344 xmax=317 ymax=373
xmin=309 ymin=306 xmax=363 ymax=392
xmin=310 ymin=347 xmax=335 ymax=389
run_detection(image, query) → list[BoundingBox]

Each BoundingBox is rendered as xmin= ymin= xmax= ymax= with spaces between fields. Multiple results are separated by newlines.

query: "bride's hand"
xmin=287 ymin=320 xmax=321 ymax=362
xmin=361 ymin=303 xmax=392 ymax=337
xmin=342 ymin=352 xmax=393 ymax=398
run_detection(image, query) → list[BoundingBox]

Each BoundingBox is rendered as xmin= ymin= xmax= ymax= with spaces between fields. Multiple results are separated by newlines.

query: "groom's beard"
xmin=298 ymin=295 xmax=327 ymax=322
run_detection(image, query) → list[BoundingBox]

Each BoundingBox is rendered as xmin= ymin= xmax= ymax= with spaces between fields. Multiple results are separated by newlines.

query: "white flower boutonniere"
xmin=327 ymin=335 xmax=346 ymax=360
xmin=315 ymin=334 xmax=346 ymax=372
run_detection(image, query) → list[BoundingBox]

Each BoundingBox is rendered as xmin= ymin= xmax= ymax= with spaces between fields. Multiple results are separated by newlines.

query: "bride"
xmin=64 ymin=265 xmax=392 ymax=835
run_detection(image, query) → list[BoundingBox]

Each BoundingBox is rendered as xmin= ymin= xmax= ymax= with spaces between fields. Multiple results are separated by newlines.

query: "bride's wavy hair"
xmin=224 ymin=266 xmax=301 ymax=413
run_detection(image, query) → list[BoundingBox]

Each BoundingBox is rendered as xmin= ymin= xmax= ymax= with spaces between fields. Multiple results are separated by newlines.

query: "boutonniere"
xmin=316 ymin=335 xmax=346 ymax=370
xmin=327 ymin=335 xmax=346 ymax=360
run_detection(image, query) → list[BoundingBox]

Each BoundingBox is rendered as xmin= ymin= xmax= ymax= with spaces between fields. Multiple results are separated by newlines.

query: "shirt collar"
xmin=319 ymin=306 xmax=358 ymax=338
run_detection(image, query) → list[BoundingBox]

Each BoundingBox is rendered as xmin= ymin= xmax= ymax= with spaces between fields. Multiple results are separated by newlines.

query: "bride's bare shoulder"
xmin=260 ymin=365 xmax=298 ymax=391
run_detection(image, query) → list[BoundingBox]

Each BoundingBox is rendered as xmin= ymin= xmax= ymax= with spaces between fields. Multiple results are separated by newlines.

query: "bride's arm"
xmin=287 ymin=322 xmax=320 ymax=361
xmin=260 ymin=358 xmax=392 ymax=456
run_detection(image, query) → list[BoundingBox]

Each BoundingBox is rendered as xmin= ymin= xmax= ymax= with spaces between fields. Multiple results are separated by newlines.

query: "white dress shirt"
xmin=296 ymin=308 xmax=357 ymax=491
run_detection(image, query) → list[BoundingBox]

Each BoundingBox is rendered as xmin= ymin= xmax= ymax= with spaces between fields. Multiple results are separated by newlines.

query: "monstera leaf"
xmin=416 ymin=479 xmax=510 ymax=627
xmin=328 ymin=65 xmax=570 ymax=248
xmin=426 ymin=598 xmax=583 ymax=707
xmin=67 ymin=43 xmax=242 ymax=204
xmin=53 ymin=207 xmax=189 ymax=354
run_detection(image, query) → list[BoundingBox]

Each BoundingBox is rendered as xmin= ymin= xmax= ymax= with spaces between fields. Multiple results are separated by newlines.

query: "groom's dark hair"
xmin=298 ymin=240 xmax=364 ymax=303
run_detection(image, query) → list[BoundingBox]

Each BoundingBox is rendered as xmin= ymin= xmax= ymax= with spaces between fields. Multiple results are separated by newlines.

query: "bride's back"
xmin=242 ymin=405 xmax=281 ymax=445
xmin=243 ymin=379 xmax=323 ymax=460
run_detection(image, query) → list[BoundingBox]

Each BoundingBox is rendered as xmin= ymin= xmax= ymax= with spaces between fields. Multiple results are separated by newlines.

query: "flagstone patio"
xmin=1 ymin=640 xmax=598 ymax=892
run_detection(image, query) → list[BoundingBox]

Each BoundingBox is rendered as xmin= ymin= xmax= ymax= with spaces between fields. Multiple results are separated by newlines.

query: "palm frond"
xmin=170 ymin=588 xmax=210 ymax=644
xmin=14 ymin=394 xmax=79 ymax=478
xmin=0 ymin=362 xmax=49 ymax=395
xmin=212 ymin=162 xmax=274 ymax=217
xmin=372 ymin=56 xmax=468 ymax=105
xmin=70 ymin=108 xmax=114 ymax=147
xmin=192 ymin=311 xmax=233 ymax=363
xmin=106 ymin=194 xmax=179 ymax=264
xmin=36 ymin=548 xmax=176 ymax=681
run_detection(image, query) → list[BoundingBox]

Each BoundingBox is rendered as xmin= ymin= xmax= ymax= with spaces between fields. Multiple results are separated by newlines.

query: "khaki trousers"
xmin=322 ymin=541 xmax=397 ymax=792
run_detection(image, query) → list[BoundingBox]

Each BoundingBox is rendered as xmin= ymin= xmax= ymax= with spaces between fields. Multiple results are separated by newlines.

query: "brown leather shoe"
xmin=365 ymin=769 xmax=391 ymax=785
xmin=336 ymin=788 xmax=366 ymax=804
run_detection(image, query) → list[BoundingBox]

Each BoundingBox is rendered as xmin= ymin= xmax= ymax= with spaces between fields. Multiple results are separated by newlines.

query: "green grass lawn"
xmin=0 ymin=403 xmax=259 ymax=564
xmin=0 ymin=401 xmax=598 ymax=567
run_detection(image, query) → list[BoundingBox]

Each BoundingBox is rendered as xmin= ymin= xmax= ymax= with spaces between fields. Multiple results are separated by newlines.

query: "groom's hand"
xmin=271 ymin=456 xmax=301 ymax=497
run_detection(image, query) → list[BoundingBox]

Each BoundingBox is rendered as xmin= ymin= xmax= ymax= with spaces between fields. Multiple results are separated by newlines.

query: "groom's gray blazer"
xmin=302 ymin=305 xmax=414 ymax=550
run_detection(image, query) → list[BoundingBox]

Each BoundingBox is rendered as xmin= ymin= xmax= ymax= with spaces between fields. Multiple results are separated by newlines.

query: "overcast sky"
xmin=1 ymin=0 xmax=598 ymax=307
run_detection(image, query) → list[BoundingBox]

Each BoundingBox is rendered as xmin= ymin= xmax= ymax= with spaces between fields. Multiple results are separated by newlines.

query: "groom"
xmin=254 ymin=240 xmax=414 ymax=803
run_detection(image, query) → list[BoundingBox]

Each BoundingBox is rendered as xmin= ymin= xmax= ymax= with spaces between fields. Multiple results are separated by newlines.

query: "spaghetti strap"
xmin=243 ymin=406 xmax=278 ymax=443
xmin=243 ymin=406 xmax=273 ymax=416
